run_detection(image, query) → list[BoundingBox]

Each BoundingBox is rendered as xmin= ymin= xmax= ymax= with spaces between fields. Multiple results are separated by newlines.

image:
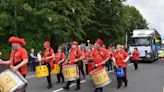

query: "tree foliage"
xmin=0 ymin=0 xmax=147 ymax=59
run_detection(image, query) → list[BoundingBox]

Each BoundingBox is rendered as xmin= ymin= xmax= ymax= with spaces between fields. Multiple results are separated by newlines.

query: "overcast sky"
xmin=126 ymin=0 xmax=164 ymax=39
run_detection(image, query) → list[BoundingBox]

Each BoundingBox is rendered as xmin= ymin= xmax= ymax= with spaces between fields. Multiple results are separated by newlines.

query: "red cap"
xmin=96 ymin=39 xmax=103 ymax=45
xmin=72 ymin=41 xmax=78 ymax=46
xmin=43 ymin=41 xmax=50 ymax=47
xmin=9 ymin=36 xmax=26 ymax=46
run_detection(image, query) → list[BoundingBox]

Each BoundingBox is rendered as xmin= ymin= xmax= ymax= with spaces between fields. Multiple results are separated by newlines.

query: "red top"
xmin=10 ymin=47 xmax=28 ymax=75
xmin=55 ymin=52 xmax=65 ymax=63
xmin=132 ymin=50 xmax=140 ymax=60
xmin=84 ymin=51 xmax=92 ymax=60
xmin=43 ymin=48 xmax=54 ymax=70
xmin=69 ymin=49 xmax=83 ymax=64
xmin=92 ymin=48 xmax=110 ymax=67
xmin=113 ymin=50 xmax=129 ymax=67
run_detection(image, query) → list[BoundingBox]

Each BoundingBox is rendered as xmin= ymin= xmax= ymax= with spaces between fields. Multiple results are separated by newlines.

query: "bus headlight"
xmin=146 ymin=54 xmax=151 ymax=58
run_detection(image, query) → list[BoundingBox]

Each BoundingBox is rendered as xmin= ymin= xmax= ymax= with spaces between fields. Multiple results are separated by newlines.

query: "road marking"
xmin=26 ymin=75 xmax=35 ymax=79
xmin=52 ymin=80 xmax=86 ymax=92
xmin=52 ymin=63 xmax=133 ymax=92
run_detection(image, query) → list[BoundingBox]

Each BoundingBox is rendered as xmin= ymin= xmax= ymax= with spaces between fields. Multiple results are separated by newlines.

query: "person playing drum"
xmin=63 ymin=41 xmax=84 ymax=90
xmin=55 ymin=46 xmax=65 ymax=83
xmin=42 ymin=41 xmax=55 ymax=89
xmin=0 ymin=36 xmax=28 ymax=92
xmin=92 ymin=39 xmax=114 ymax=92
xmin=113 ymin=44 xmax=130 ymax=89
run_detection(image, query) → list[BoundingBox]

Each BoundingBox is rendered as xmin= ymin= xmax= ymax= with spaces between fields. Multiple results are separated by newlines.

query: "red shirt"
xmin=10 ymin=47 xmax=28 ymax=75
xmin=113 ymin=50 xmax=128 ymax=67
xmin=43 ymin=48 xmax=54 ymax=70
xmin=132 ymin=50 xmax=140 ymax=60
xmin=92 ymin=48 xmax=110 ymax=67
xmin=84 ymin=51 xmax=92 ymax=61
xmin=43 ymin=48 xmax=54 ymax=63
xmin=69 ymin=49 xmax=83 ymax=64
xmin=55 ymin=52 xmax=65 ymax=63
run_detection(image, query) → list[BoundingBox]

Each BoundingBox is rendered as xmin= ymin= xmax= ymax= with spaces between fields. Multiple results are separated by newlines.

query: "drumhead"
xmin=90 ymin=67 xmax=105 ymax=75
xmin=63 ymin=64 xmax=77 ymax=68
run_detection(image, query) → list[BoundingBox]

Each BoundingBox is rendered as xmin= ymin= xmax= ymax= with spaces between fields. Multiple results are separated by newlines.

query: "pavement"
xmin=26 ymin=61 xmax=164 ymax=92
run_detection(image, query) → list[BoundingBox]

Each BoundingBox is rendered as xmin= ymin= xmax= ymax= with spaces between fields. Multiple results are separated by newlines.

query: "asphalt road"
xmin=26 ymin=61 xmax=164 ymax=92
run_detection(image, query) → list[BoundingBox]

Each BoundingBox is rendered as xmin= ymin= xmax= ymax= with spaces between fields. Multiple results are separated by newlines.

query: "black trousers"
xmin=133 ymin=60 xmax=138 ymax=70
xmin=78 ymin=61 xmax=85 ymax=79
xmin=109 ymin=59 xmax=113 ymax=70
xmin=45 ymin=63 xmax=52 ymax=86
xmin=115 ymin=67 xmax=128 ymax=87
xmin=95 ymin=87 xmax=103 ymax=92
xmin=57 ymin=65 xmax=64 ymax=82
xmin=85 ymin=64 xmax=88 ymax=75
xmin=65 ymin=78 xmax=80 ymax=88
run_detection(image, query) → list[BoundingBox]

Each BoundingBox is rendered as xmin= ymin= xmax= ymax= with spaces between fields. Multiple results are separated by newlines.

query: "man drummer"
xmin=0 ymin=36 xmax=28 ymax=77
xmin=0 ymin=36 xmax=28 ymax=92
xmin=63 ymin=41 xmax=84 ymax=90
xmin=92 ymin=39 xmax=114 ymax=92
xmin=113 ymin=44 xmax=130 ymax=89
xmin=42 ymin=41 xmax=55 ymax=89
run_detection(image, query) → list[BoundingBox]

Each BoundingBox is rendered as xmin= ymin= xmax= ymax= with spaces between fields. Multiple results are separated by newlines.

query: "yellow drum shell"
xmin=62 ymin=64 xmax=79 ymax=81
xmin=90 ymin=67 xmax=111 ymax=88
xmin=35 ymin=65 xmax=49 ymax=78
xmin=51 ymin=64 xmax=60 ymax=74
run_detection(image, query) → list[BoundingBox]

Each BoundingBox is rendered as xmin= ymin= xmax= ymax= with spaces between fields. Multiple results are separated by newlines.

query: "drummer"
xmin=0 ymin=36 xmax=28 ymax=92
xmin=92 ymin=39 xmax=114 ymax=92
xmin=0 ymin=36 xmax=28 ymax=78
xmin=63 ymin=41 xmax=84 ymax=90
xmin=55 ymin=46 xmax=65 ymax=83
xmin=84 ymin=47 xmax=92 ymax=75
xmin=42 ymin=41 xmax=55 ymax=89
xmin=113 ymin=44 xmax=130 ymax=89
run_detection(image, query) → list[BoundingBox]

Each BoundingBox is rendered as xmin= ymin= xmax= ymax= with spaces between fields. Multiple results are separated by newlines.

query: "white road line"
xmin=26 ymin=75 xmax=35 ymax=79
xmin=52 ymin=80 xmax=86 ymax=92
xmin=52 ymin=63 xmax=133 ymax=92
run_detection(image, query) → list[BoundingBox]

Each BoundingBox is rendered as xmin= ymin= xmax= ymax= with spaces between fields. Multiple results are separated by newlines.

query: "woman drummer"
xmin=0 ymin=36 xmax=28 ymax=92
xmin=113 ymin=44 xmax=130 ymax=89
xmin=42 ymin=41 xmax=55 ymax=89
xmin=92 ymin=39 xmax=114 ymax=92
xmin=55 ymin=46 xmax=65 ymax=83
xmin=84 ymin=47 xmax=92 ymax=75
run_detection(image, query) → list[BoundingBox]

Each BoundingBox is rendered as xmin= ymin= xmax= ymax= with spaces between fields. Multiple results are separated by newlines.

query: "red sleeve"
xmin=123 ymin=51 xmax=128 ymax=58
xmin=78 ymin=50 xmax=83 ymax=58
xmin=50 ymin=49 xmax=54 ymax=55
xmin=21 ymin=48 xmax=28 ymax=59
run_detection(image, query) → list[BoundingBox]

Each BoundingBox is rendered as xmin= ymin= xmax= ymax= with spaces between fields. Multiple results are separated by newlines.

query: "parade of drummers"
xmin=0 ymin=0 xmax=164 ymax=92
